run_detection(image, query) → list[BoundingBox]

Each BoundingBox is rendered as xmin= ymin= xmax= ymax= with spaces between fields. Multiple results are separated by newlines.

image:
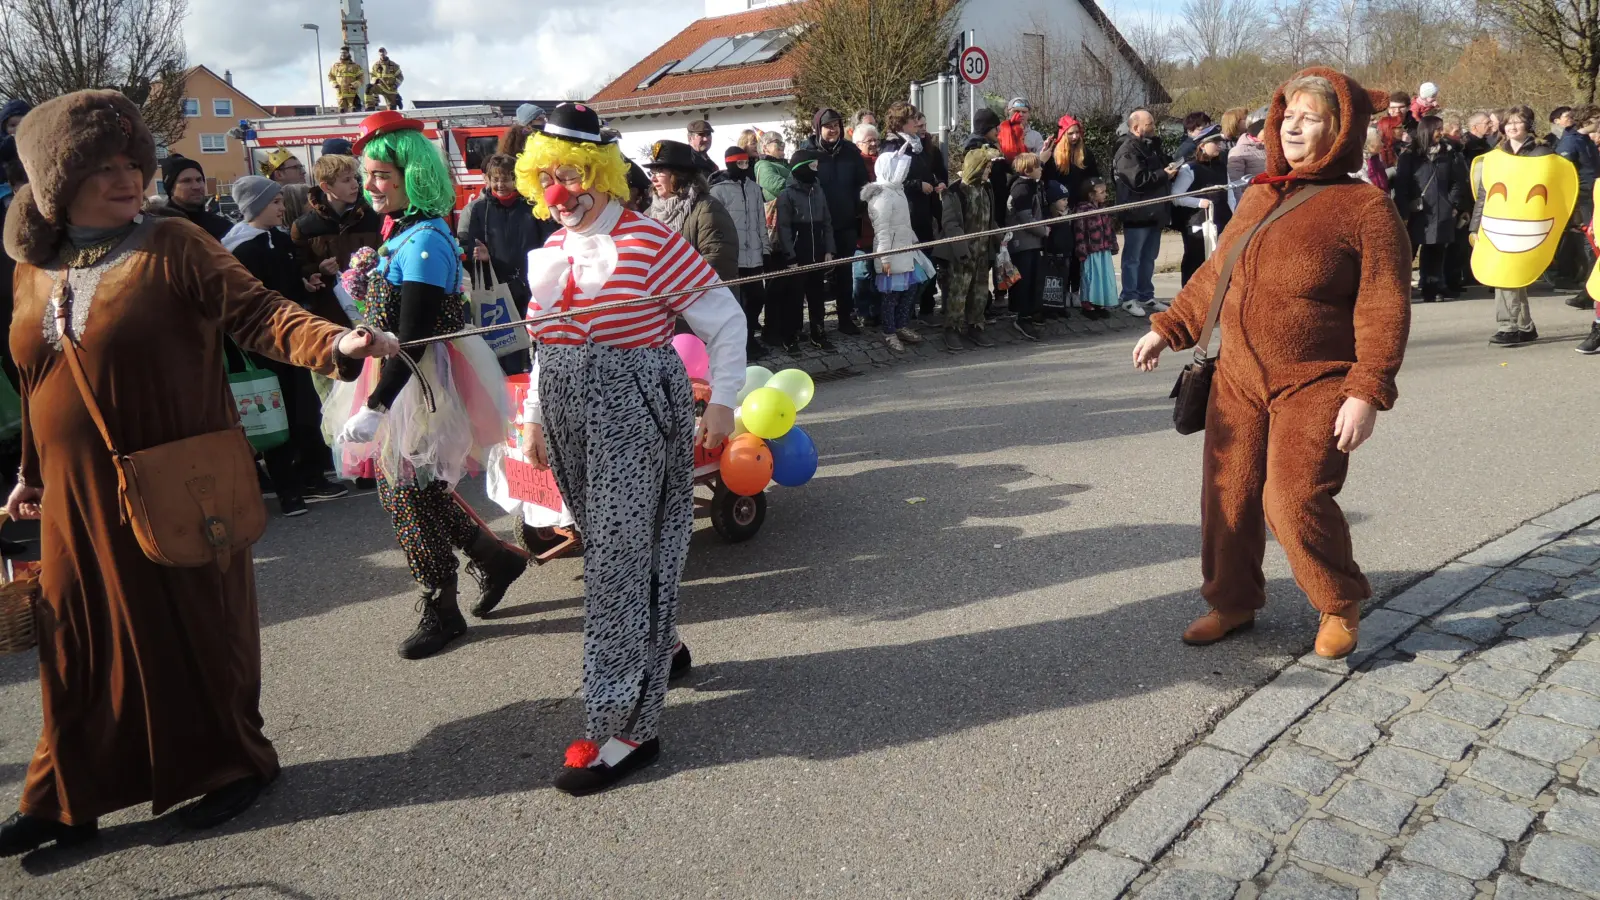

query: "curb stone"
xmin=1029 ymin=491 xmax=1600 ymax=900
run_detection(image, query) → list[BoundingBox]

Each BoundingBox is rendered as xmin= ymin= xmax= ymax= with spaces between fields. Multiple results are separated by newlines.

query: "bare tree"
xmin=1121 ymin=14 xmax=1180 ymax=85
xmin=1363 ymin=0 xmax=1472 ymax=74
xmin=1480 ymin=0 xmax=1600 ymax=101
xmin=1268 ymin=0 xmax=1326 ymax=66
xmin=0 ymin=0 xmax=190 ymax=146
xmin=1320 ymin=0 xmax=1371 ymax=70
xmin=1178 ymin=0 xmax=1267 ymax=61
xmin=991 ymin=16 xmax=1155 ymax=124
xmin=784 ymin=0 xmax=961 ymax=130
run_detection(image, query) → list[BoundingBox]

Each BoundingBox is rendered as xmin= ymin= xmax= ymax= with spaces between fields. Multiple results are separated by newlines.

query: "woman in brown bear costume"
xmin=1133 ymin=68 xmax=1411 ymax=660
xmin=0 ymin=91 xmax=394 ymax=854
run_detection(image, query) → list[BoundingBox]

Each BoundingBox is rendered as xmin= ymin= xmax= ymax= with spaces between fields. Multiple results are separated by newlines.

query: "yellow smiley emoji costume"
xmin=1588 ymin=182 xmax=1600 ymax=300
xmin=1469 ymin=145 xmax=1578 ymax=288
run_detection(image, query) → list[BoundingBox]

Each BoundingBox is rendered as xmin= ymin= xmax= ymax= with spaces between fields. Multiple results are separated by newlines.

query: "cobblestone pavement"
xmin=1038 ymin=494 xmax=1600 ymax=900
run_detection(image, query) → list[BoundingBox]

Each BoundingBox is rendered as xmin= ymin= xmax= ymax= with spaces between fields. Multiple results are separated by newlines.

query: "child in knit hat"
xmin=1411 ymin=82 xmax=1440 ymax=121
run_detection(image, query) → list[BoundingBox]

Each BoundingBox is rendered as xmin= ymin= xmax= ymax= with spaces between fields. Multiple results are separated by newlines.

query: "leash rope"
xmin=396 ymin=179 xmax=1249 ymax=350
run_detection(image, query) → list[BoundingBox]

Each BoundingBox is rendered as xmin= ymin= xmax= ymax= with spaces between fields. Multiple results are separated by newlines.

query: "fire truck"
xmin=239 ymin=105 xmax=513 ymax=224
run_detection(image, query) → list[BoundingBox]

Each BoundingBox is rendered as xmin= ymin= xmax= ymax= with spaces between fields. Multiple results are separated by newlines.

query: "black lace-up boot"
xmin=398 ymin=575 xmax=466 ymax=659
xmin=465 ymin=529 xmax=528 ymax=618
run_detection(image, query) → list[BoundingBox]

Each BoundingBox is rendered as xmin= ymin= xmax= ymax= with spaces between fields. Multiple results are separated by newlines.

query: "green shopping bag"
xmin=227 ymin=351 xmax=289 ymax=452
xmin=0 ymin=371 xmax=20 ymax=443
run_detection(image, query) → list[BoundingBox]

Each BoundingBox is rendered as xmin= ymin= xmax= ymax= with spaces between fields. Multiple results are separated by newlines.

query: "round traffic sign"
xmin=959 ymin=46 xmax=989 ymax=86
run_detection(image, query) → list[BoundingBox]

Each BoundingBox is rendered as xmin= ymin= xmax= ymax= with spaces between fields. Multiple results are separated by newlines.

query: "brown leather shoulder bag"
xmin=1170 ymin=184 xmax=1328 ymax=434
xmin=60 ymin=338 xmax=266 ymax=571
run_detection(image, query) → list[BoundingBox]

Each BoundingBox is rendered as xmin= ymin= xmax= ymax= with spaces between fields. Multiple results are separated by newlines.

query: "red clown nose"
xmin=544 ymin=182 xmax=573 ymax=210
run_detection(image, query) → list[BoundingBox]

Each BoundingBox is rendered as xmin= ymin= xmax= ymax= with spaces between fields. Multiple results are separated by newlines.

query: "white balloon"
xmin=736 ymin=365 xmax=775 ymax=404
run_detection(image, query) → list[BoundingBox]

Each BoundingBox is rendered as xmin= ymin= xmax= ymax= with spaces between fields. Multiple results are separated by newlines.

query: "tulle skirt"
xmin=323 ymin=334 xmax=511 ymax=487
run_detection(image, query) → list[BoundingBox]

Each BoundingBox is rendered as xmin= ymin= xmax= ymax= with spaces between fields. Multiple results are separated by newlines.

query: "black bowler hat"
xmin=645 ymin=139 xmax=701 ymax=171
xmin=542 ymin=102 xmax=613 ymax=144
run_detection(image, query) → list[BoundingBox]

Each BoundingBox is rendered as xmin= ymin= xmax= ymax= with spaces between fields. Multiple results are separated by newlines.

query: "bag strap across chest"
xmin=1192 ymin=183 xmax=1328 ymax=364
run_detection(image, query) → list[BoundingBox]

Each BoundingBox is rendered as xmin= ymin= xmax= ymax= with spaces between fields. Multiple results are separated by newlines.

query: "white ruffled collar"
xmin=525 ymin=198 xmax=622 ymax=314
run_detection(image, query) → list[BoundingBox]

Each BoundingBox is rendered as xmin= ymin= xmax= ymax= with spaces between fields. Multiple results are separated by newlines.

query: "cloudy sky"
xmin=184 ymin=0 xmax=1179 ymax=107
xmin=182 ymin=0 xmax=704 ymax=106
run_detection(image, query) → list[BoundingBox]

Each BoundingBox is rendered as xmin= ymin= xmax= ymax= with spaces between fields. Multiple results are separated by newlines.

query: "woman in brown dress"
xmin=0 ymin=91 xmax=395 ymax=855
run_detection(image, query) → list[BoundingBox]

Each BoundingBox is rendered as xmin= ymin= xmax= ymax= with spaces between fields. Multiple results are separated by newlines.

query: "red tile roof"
xmin=589 ymin=5 xmax=806 ymax=115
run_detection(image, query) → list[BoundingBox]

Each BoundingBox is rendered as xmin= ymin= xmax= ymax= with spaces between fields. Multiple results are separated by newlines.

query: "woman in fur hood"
xmin=0 ymin=91 xmax=393 ymax=853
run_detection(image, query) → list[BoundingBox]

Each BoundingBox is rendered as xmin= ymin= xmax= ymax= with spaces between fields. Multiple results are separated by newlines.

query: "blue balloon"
xmin=767 ymin=426 xmax=818 ymax=487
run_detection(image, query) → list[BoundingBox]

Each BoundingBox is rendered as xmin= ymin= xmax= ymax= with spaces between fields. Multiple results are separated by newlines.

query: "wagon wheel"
xmin=709 ymin=484 xmax=766 ymax=543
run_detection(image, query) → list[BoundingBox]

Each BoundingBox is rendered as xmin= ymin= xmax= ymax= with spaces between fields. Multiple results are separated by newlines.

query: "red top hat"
xmin=352 ymin=109 xmax=424 ymax=155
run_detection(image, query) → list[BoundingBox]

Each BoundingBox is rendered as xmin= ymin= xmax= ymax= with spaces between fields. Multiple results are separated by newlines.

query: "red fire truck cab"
xmin=242 ymin=105 xmax=510 ymax=227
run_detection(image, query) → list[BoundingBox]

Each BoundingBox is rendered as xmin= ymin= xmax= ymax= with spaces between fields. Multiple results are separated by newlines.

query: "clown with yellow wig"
xmin=514 ymin=102 xmax=746 ymax=795
xmin=322 ymin=111 xmax=522 ymax=662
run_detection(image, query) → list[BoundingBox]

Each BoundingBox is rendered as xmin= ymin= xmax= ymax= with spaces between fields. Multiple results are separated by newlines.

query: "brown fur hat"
xmin=1263 ymin=67 xmax=1390 ymax=180
xmin=3 ymin=90 xmax=157 ymax=266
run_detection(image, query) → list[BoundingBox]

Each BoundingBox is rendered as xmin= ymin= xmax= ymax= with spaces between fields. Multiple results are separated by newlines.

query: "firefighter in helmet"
xmin=329 ymin=46 xmax=365 ymax=114
xmin=366 ymin=48 xmax=405 ymax=111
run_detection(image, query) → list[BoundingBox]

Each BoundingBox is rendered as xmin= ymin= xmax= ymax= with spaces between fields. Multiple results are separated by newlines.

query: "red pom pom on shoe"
xmin=564 ymin=739 xmax=600 ymax=769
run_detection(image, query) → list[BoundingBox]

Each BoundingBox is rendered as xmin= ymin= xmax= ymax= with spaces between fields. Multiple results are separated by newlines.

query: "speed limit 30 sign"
xmin=960 ymin=46 xmax=989 ymax=85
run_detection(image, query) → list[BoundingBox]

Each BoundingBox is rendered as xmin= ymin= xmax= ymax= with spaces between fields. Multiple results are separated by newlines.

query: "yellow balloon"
xmin=766 ymin=368 xmax=815 ymax=412
xmin=731 ymin=407 xmax=749 ymax=437
xmin=1471 ymin=150 xmax=1579 ymax=288
xmin=740 ymin=387 xmax=796 ymax=440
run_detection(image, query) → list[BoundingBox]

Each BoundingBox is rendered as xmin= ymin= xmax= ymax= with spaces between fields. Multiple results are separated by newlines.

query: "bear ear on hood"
xmin=1364 ymin=89 xmax=1388 ymax=118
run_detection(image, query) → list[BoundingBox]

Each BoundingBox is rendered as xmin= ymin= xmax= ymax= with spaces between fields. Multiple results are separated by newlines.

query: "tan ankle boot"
xmin=1314 ymin=611 xmax=1360 ymax=659
xmin=1182 ymin=610 xmax=1256 ymax=646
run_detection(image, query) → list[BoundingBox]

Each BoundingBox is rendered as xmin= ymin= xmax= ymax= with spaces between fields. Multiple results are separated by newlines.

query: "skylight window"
xmin=636 ymin=60 xmax=677 ymax=91
xmin=692 ymin=38 xmax=746 ymax=71
xmin=665 ymin=28 xmax=804 ymax=77
xmin=671 ymin=38 xmax=730 ymax=74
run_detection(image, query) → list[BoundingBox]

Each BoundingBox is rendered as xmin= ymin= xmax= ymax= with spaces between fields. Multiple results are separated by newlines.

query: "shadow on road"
xmin=165 ymin=572 xmax=1430 ymax=846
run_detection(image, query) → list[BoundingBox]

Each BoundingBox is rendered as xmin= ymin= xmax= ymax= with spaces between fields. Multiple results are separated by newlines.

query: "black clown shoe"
xmin=554 ymin=738 xmax=661 ymax=797
xmin=0 ymin=812 xmax=98 ymax=856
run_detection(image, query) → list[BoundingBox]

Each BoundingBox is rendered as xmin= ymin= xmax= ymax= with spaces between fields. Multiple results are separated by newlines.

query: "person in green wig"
xmin=324 ymin=112 xmax=524 ymax=660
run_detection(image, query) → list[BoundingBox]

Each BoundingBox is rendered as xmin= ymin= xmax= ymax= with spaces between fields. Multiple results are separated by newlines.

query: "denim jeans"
xmin=1120 ymin=224 xmax=1161 ymax=303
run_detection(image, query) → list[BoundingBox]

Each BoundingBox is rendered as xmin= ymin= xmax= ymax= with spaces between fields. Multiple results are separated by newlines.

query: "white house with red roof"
xmin=589 ymin=0 xmax=1169 ymax=164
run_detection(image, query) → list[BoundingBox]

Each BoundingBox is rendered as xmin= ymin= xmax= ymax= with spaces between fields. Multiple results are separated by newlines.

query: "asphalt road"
xmin=2 ymin=284 xmax=1597 ymax=899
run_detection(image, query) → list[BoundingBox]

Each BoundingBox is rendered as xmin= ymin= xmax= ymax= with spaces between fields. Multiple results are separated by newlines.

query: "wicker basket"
xmin=0 ymin=575 xmax=38 ymax=654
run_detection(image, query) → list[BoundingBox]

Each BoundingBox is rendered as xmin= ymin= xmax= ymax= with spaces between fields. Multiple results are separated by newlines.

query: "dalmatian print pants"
xmin=538 ymin=343 xmax=695 ymax=744
xmin=377 ymin=477 xmax=479 ymax=587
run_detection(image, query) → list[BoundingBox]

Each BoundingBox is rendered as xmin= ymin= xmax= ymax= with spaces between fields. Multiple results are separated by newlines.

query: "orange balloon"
xmin=719 ymin=433 xmax=773 ymax=496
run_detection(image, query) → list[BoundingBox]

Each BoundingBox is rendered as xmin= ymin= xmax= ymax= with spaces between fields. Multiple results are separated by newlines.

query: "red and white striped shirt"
xmin=532 ymin=209 xmax=719 ymax=347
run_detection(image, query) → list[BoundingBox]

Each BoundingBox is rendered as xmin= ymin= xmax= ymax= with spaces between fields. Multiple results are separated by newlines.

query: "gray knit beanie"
xmin=515 ymin=104 xmax=546 ymax=127
xmin=232 ymin=175 xmax=282 ymax=223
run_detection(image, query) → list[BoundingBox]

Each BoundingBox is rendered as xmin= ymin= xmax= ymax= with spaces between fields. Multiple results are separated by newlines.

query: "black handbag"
xmin=1170 ymin=184 xmax=1328 ymax=434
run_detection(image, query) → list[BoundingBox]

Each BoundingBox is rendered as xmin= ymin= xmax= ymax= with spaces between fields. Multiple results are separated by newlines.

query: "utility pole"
xmin=302 ymin=24 xmax=325 ymax=111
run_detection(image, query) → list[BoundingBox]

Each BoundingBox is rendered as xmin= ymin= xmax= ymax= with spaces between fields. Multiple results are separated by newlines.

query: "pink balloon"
xmin=671 ymin=333 xmax=710 ymax=381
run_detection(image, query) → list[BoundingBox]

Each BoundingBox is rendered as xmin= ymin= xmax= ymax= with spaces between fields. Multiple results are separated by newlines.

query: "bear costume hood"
xmin=1262 ymin=67 xmax=1389 ymax=182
